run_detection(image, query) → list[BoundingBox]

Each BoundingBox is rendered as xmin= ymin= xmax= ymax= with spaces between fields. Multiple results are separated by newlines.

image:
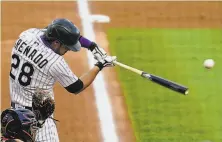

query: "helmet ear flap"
xmin=45 ymin=24 xmax=62 ymax=43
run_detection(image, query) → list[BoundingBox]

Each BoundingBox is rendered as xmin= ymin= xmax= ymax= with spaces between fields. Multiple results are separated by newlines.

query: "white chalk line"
xmin=77 ymin=0 xmax=118 ymax=142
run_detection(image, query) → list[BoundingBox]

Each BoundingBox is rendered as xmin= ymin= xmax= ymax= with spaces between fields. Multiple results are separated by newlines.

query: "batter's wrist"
xmin=95 ymin=62 xmax=103 ymax=70
xmin=88 ymin=42 xmax=97 ymax=51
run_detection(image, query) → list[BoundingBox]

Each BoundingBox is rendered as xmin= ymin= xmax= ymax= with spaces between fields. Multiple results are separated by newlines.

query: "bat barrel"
xmin=142 ymin=72 xmax=189 ymax=95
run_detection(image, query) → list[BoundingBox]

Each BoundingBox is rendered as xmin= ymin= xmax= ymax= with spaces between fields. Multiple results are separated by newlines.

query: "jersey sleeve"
xmin=49 ymin=57 xmax=79 ymax=87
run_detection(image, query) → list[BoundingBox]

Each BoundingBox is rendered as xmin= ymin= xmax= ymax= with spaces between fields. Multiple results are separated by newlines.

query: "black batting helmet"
xmin=1 ymin=108 xmax=39 ymax=142
xmin=45 ymin=18 xmax=81 ymax=52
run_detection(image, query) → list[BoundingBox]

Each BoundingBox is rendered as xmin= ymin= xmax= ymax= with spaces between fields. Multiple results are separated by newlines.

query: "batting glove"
xmin=89 ymin=42 xmax=107 ymax=61
xmin=95 ymin=56 xmax=117 ymax=70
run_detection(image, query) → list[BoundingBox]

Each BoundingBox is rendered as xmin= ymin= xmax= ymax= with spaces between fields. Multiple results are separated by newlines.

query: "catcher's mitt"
xmin=32 ymin=89 xmax=55 ymax=127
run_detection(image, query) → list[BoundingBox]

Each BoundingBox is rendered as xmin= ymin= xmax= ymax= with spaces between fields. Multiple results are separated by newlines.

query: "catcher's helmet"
xmin=45 ymin=18 xmax=81 ymax=52
xmin=1 ymin=108 xmax=39 ymax=142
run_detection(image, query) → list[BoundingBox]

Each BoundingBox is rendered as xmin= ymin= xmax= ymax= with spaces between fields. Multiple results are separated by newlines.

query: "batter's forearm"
xmin=64 ymin=66 xmax=100 ymax=94
xmin=80 ymin=66 xmax=100 ymax=90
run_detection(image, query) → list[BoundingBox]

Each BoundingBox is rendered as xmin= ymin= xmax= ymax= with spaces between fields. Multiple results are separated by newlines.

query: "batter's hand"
xmin=95 ymin=56 xmax=117 ymax=70
xmin=90 ymin=42 xmax=107 ymax=61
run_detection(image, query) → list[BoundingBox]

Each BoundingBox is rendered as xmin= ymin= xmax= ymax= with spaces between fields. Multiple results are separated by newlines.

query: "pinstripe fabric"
xmin=35 ymin=118 xmax=59 ymax=142
xmin=9 ymin=28 xmax=79 ymax=141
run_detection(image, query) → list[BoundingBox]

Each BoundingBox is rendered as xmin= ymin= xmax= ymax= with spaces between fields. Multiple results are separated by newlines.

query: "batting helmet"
xmin=1 ymin=108 xmax=39 ymax=142
xmin=45 ymin=18 xmax=81 ymax=52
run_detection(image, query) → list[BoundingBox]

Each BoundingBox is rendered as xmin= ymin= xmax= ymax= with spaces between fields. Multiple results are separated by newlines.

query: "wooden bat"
xmin=113 ymin=61 xmax=189 ymax=95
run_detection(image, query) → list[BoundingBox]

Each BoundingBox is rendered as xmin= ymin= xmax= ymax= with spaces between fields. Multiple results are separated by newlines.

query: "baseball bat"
xmin=113 ymin=61 xmax=189 ymax=95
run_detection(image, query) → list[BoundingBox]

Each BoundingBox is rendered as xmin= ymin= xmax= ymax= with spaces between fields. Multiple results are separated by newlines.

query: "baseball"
xmin=203 ymin=59 xmax=215 ymax=69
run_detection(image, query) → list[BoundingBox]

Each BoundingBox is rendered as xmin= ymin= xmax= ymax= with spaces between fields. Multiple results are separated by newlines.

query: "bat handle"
xmin=113 ymin=61 xmax=143 ymax=75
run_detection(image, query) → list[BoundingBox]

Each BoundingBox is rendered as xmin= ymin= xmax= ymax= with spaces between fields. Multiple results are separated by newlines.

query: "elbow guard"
xmin=65 ymin=79 xmax=84 ymax=94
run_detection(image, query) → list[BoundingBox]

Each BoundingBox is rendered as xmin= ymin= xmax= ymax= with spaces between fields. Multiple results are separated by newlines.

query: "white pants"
xmin=35 ymin=118 xmax=59 ymax=142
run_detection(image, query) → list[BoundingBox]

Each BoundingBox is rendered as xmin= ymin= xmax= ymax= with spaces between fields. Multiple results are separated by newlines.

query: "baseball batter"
xmin=9 ymin=18 xmax=116 ymax=141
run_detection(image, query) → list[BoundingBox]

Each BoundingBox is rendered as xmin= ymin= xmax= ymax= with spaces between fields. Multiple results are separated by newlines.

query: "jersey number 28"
xmin=10 ymin=54 xmax=34 ymax=86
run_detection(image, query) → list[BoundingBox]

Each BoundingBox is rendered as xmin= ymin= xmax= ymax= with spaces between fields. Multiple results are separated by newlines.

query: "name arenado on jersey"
xmin=14 ymin=38 xmax=48 ymax=69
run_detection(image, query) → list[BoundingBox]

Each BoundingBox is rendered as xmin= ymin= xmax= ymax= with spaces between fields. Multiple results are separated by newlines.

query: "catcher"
xmin=1 ymin=89 xmax=55 ymax=142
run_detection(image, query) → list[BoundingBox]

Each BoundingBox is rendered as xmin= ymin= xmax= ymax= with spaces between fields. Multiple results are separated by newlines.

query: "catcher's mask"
xmin=1 ymin=108 xmax=39 ymax=142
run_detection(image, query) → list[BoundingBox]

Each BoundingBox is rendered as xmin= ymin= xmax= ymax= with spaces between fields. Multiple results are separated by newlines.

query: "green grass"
xmin=108 ymin=29 xmax=222 ymax=142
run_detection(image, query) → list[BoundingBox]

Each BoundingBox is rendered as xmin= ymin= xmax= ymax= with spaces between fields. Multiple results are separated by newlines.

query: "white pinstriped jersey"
xmin=10 ymin=28 xmax=78 ymax=107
